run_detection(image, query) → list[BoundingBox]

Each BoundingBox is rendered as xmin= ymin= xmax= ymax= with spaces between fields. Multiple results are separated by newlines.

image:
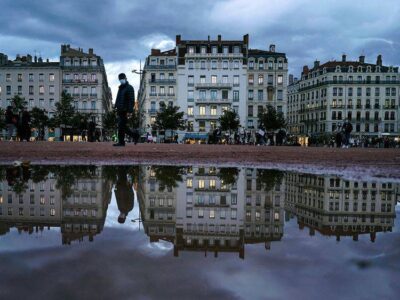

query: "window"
xmin=233 ymin=75 xmax=239 ymax=86
xmin=231 ymin=209 xmax=237 ymax=219
xmin=199 ymin=105 xmax=206 ymax=116
xmin=39 ymin=86 xmax=45 ymax=94
xmin=210 ymin=106 xmax=217 ymax=115
xmin=258 ymin=74 xmax=264 ymax=85
xmin=188 ymin=75 xmax=194 ymax=86
xmin=211 ymin=75 xmax=217 ymax=84
xmin=187 ymin=106 xmax=193 ymax=116
xmin=49 ymin=85 xmax=55 ymax=94
xmin=209 ymin=209 xmax=215 ymax=219
xmin=39 ymin=74 xmax=44 ymax=81
xmin=29 ymin=74 xmax=34 ymax=81
xmin=277 ymin=75 xmax=283 ymax=84
xmin=233 ymin=90 xmax=239 ymax=101
xmin=211 ymin=90 xmax=217 ymax=100
xmin=248 ymin=74 xmax=254 ymax=85
xmin=49 ymin=73 xmax=55 ymax=82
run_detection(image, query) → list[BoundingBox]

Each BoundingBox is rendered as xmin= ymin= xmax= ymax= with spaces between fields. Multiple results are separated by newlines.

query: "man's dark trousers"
xmin=118 ymin=111 xmax=134 ymax=145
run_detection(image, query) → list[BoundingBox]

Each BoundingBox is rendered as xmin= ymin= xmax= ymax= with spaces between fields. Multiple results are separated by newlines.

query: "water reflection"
xmin=0 ymin=165 xmax=398 ymax=256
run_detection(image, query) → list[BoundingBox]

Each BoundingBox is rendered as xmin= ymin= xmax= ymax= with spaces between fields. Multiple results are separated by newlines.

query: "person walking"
xmin=5 ymin=106 xmax=16 ymax=141
xmin=114 ymin=168 xmax=134 ymax=224
xmin=342 ymin=119 xmax=353 ymax=148
xmin=114 ymin=73 xmax=135 ymax=147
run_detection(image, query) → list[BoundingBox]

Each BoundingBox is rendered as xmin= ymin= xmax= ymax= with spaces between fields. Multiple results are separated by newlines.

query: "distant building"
xmin=287 ymin=54 xmax=400 ymax=145
xmin=138 ymin=34 xmax=288 ymax=142
xmin=60 ymin=44 xmax=112 ymax=128
xmin=0 ymin=53 xmax=61 ymax=119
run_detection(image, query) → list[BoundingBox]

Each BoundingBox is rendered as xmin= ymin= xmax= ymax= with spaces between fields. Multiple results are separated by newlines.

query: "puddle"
xmin=0 ymin=165 xmax=399 ymax=299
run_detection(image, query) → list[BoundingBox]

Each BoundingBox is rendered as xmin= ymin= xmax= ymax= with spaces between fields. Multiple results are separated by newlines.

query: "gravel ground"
xmin=0 ymin=141 xmax=400 ymax=179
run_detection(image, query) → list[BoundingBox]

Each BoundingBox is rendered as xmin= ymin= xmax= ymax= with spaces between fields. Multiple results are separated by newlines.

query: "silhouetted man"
xmin=114 ymin=168 xmax=134 ymax=224
xmin=114 ymin=73 xmax=135 ymax=146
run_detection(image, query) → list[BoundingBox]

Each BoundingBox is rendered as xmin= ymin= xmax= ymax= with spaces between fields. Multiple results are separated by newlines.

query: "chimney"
xmin=302 ymin=65 xmax=309 ymax=74
xmin=207 ymin=35 xmax=210 ymax=42
xmin=342 ymin=54 xmax=346 ymax=62
xmin=314 ymin=60 xmax=320 ymax=69
xmin=294 ymin=77 xmax=298 ymax=83
xmin=217 ymin=34 xmax=221 ymax=42
xmin=88 ymin=48 xmax=93 ymax=55
xmin=38 ymin=57 xmax=43 ymax=63
xmin=34 ymin=55 xmax=37 ymax=63
xmin=26 ymin=54 xmax=32 ymax=63
xmin=376 ymin=54 xmax=382 ymax=66
xmin=269 ymin=44 xmax=275 ymax=52
xmin=176 ymin=34 xmax=181 ymax=45
xmin=46 ymin=58 xmax=49 ymax=63
xmin=243 ymin=34 xmax=249 ymax=46
xmin=359 ymin=55 xmax=365 ymax=63
xmin=289 ymin=74 xmax=294 ymax=85
xmin=151 ymin=49 xmax=161 ymax=56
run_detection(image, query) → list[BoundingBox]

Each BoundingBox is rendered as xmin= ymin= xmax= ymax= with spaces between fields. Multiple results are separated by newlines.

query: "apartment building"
xmin=0 ymin=53 xmax=61 ymax=117
xmin=138 ymin=35 xmax=288 ymax=141
xmin=285 ymin=173 xmax=397 ymax=241
xmin=287 ymin=54 xmax=400 ymax=144
xmin=246 ymin=46 xmax=288 ymax=129
xmin=60 ymin=44 xmax=113 ymax=127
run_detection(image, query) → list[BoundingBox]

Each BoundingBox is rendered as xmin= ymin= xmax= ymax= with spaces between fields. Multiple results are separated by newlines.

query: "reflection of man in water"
xmin=114 ymin=168 xmax=134 ymax=224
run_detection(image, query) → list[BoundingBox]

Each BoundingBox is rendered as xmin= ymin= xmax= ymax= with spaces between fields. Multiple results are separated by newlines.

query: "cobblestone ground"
xmin=0 ymin=141 xmax=399 ymax=178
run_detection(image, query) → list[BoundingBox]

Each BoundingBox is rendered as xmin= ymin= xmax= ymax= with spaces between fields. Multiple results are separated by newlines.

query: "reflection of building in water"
xmin=0 ymin=167 xmax=112 ymax=244
xmin=244 ymin=168 xmax=284 ymax=250
xmin=138 ymin=166 xmax=285 ymax=258
xmin=0 ymin=171 xmax=61 ymax=235
xmin=62 ymin=168 xmax=112 ymax=244
xmin=175 ymin=167 xmax=245 ymax=258
xmin=285 ymin=173 xmax=397 ymax=241
xmin=137 ymin=166 xmax=177 ymax=244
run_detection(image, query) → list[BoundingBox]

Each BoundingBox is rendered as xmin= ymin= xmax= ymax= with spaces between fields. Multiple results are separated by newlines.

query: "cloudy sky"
xmin=1 ymin=0 xmax=399 ymax=100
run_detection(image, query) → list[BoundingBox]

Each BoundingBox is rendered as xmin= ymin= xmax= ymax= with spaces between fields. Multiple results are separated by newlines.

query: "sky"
xmin=0 ymin=0 xmax=399 ymax=101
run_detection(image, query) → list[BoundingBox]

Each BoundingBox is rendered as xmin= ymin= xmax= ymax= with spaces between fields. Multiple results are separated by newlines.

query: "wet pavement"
xmin=0 ymin=165 xmax=399 ymax=300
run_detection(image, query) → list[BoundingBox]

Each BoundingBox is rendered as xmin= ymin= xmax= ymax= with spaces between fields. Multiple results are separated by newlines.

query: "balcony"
xmin=72 ymin=93 xmax=80 ymax=97
xmin=194 ymin=115 xmax=220 ymax=120
xmin=148 ymin=109 xmax=160 ymax=115
xmin=144 ymin=64 xmax=176 ymax=70
xmin=185 ymin=53 xmax=243 ymax=59
xmin=149 ymin=92 xmax=157 ymax=97
xmin=330 ymin=105 xmax=345 ymax=109
xmin=298 ymin=79 xmax=400 ymax=92
xmin=63 ymin=79 xmax=98 ymax=84
xmin=167 ymin=93 xmax=175 ymax=97
xmin=148 ymin=79 xmax=176 ymax=84
xmin=81 ymin=93 xmax=89 ymax=97
xmin=195 ymin=82 xmax=232 ymax=89
xmin=383 ymin=105 xmax=397 ymax=109
xmin=195 ymin=98 xmax=232 ymax=105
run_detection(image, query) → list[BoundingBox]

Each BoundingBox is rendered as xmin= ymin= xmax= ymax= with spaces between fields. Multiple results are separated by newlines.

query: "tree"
xmin=103 ymin=110 xmax=117 ymax=141
xmin=217 ymin=167 xmax=240 ymax=186
xmin=11 ymin=95 xmax=27 ymax=113
xmin=152 ymin=166 xmax=184 ymax=191
xmin=256 ymin=169 xmax=284 ymax=192
xmin=154 ymin=103 xmax=185 ymax=139
xmin=30 ymin=107 xmax=49 ymax=140
xmin=219 ymin=109 xmax=240 ymax=135
xmin=54 ymin=92 xmax=75 ymax=139
xmin=0 ymin=108 xmax=5 ymax=132
xmin=258 ymin=105 xmax=286 ymax=131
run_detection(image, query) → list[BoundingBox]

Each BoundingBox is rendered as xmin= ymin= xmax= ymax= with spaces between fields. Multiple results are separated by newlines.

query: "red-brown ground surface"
xmin=0 ymin=142 xmax=399 ymax=178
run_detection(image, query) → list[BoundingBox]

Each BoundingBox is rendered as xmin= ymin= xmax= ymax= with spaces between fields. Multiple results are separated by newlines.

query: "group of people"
xmin=5 ymin=106 xmax=31 ymax=141
xmin=333 ymin=119 xmax=353 ymax=148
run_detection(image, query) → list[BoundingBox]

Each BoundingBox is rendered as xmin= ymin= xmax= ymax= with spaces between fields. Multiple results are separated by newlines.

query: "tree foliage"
xmin=258 ymin=105 xmax=286 ymax=131
xmin=219 ymin=109 xmax=240 ymax=133
xmin=0 ymin=108 xmax=5 ymax=131
xmin=11 ymin=95 xmax=27 ymax=114
xmin=152 ymin=166 xmax=184 ymax=191
xmin=54 ymin=91 xmax=75 ymax=128
xmin=30 ymin=107 xmax=49 ymax=140
xmin=154 ymin=104 xmax=185 ymax=132
xmin=256 ymin=169 xmax=284 ymax=192
xmin=217 ymin=167 xmax=240 ymax=186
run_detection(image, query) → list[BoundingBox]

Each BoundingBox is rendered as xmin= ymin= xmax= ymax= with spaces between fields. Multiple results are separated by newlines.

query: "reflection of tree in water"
xmin=50 ymin=165 xmax=97 ymax=199
xmin=256 ymin=169 xmax=284 ymax=192
xmin=217 ymin=167 xmax=240 ymax=186
xmin=30 ymin=165 xmax=50 ymax=183
xmin=4 ymin=165 xmax=30 ymax=194
xmin=103 ymin=166 xmax=140 ymax=186
xmin=152 ymin=166 xmax=185 ymax=191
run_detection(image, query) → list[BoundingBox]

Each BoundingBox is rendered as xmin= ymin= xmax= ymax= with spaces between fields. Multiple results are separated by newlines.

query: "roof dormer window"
xmin=335 ymin=65 xmax=341 ymax=72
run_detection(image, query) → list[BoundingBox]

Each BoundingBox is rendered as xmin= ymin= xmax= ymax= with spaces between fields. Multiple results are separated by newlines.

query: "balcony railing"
xmin=149 ymin=92 xmax=157 ymax=97
xmin=299 ymin=80 xmax=400 ymax=91
xmin=195 ymin=83 xmax=232 ymax=89
xmin=63 ymin=79 xmax=98 ymax=84
xmin=148 ymin=79 xmax=176 ymax=84
xmin=144 ymin=64 xmax=176 ymax=70
xmin=195 ymin=98 xmax=232 ymax=104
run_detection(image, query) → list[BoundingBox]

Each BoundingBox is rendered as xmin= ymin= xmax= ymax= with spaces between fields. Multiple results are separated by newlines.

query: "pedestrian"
xmin=114 ymin=73 xmax=135 ymax=147
xmin=5 ymin=106 xmax=16 ymax=141
xmin=342 ymin=119 xmax=353 ymax=148
xmin=114 ymin=168 xmax=134 ymax=224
